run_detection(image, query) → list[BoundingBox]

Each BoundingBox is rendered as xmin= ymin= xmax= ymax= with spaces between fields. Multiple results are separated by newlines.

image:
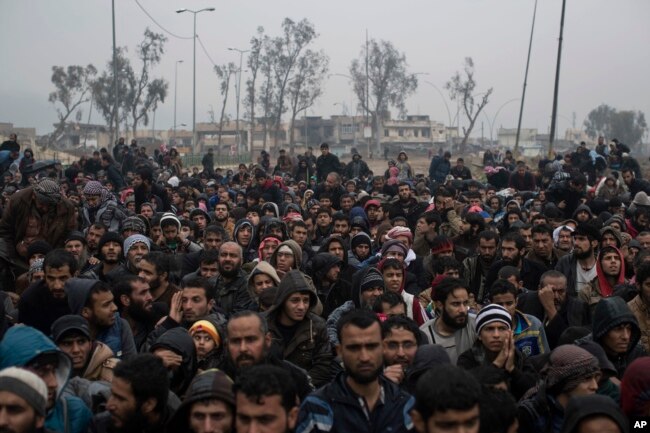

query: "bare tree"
xmin=287 ymin=49 xmax=329 ymax=152
xmin=257 ymin=40 xmax=276 ymax=151
xmin=245 ymin=27 xmax=265 ymax=158
xmin=48 ymin=64 xmax=97 ymax=147
xmin=350 ymin=39 xmax=418 ymax=153
xmin=446 ymin=57 xmax=493 ymax=153
xmin=214 ymin=63 xmax=236 ymax=154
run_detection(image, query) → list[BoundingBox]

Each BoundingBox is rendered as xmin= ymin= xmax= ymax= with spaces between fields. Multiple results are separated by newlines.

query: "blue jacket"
xmin=428 ymin=155 xmax=450 ymax=183
xmin=0 ymin=325 xmax=92 ymax=433
xmin=296 ymin=372 xmax=414 ymax=433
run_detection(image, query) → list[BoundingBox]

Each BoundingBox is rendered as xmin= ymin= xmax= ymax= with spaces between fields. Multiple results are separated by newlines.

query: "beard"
xmin=441 ymin=307 xmax=467 ymax=330
xmin=219 ymin=265 xmax=240 ymax=279
xmin=345 ymin=362 xmax=382 ymax=385
xmin=126 ymin=302 xmax=156 ymax=325
xmin=0 ymin=419 xmax=39 ymax=433
xmin=501 ymin=253 xmax=520 ymax=266
xmin=108 ymin=407 xmax=149 ymax=433
xmin=574 ymin=246 xmax=593 ymax=260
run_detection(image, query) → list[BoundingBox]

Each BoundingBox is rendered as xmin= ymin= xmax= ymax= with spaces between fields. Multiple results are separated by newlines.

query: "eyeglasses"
xmin=385 ymin=341 xmax=417 ymax=351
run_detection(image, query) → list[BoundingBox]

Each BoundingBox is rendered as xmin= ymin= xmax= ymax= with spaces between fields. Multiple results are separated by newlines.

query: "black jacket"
xmin=213 ymin=269 xmax=254 ymax=316
xmin=308 ymin=253 xmax=352 ymax=318
xmin=316 ymin=153 xmax=340 ymax=182
xmin=149 ymin=327 xmax=197 ymax=397
xmin=18 ymin=280 xmax=71 ymax=335
xmin=485 ymin=258 xmax=547 ymax=294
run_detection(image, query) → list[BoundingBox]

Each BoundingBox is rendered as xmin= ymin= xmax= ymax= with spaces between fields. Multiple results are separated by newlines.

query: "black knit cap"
xmin=26 ymin=240 xmax=52 ymax=258
xmin=97 ymin=232 xmax=123 ymax=253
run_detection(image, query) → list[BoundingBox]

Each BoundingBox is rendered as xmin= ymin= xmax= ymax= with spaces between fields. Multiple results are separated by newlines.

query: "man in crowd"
xmin=214 ymin=242 xmax=252 ymax=315
xmin=137 ymin=251 xmax=180 ymax=307
xmin=381 ymin=316 xmax=423 ymax=386
xmin=0 ymin=367 xmax=49 ymax=433
xmin=315 ymin=143 xmax=340 ymax=182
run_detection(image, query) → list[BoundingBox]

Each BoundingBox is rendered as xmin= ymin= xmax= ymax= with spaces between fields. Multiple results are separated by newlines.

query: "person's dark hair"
xmin=634 ymin=250 xmax=650 ymax=270
xmin=434 ymin=256 xmax=461 ymax=276
xmin=90 ymin=222 xmax=107 ymax=232
xmin=488 ymin=279 xmax=518 ymax=301
xmin=621 ymin=167 xmax=635 ymax=176
xmin=478 ymin=388 xmax=518 ymax=433
xmin=432 ymin=277 xmax=468 ymax=304
xmin=233 ymin=365 xmax=297 ymax=412
xmin=398 ymin=181 xmax=411 ymax=190
xmin=199 ymin=249 xmax=219 ymax=265
xmin=316 ymin=207 xmax=331 ymax=217
xmin=419 ymin=211 xmax=441 ymax=226
xmin=291 ymin=220 xmax=308 ymax=231
xmin=140 ymin=252 xmax=175 ymax=278
xmin=430 ymin=235 xmax=453 ymax=254
xmin=635 ymin=262 xmax=650 ymax=287
xmin=85 ymin=281 xmax=113 ymax=309
xmin=332 ymin=212 xmax=348 ymax=223
xmin=43 ymin=249 xmax=78 ymax=274
xmin=113 ymin=275 xmax=145 ymax=311
xmin=113 ymin=354 xmax=169 ymax=412
xmin=205 ymin=224 xmax=230 ymax=241
xmin=414 ymin=365 xmax=481 ymax=421
xmin=501 ymin=232 xmax=526 ymax=250
xmin=497 ymin=266 xmax=520 ymax=282
xmin=464 ymin=213 xmax=485 ymax=233
xmin=469 ymin=365 xmax=508 ymax=388
xmin=380 ymin=258 xmax=403 ymax=273
xmin=557 ymin=326 xmax=591 ymax=346
xmin=136 ymin=166 xmax=153 ymax=183
xmin=372 ymin=292 xmax=407 ymax=314
xmin=336 ymin=309 xmax=380 ymax=345
xmin=181 ymin=276 xmax=216 ymax=300
xmin=228 ymin=310 xmax=269 ymax=336
xmin=381 ymin=316 xmax=424 ymax=346
xmin=478 ymin=230 xmax=500 ymax=244
xmin=532 ymin=223 xmax=553 ymax=238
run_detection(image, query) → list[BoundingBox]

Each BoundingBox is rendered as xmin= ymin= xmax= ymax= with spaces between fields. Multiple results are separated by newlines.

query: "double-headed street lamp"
xmin=176 ymin=7 xmax=215 ymax=151
xmin=228 ymin=47 xmax=249 ymax=154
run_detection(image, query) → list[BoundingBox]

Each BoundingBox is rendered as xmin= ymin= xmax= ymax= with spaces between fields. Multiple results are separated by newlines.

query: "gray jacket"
xmin=420 ymin=314 xmax=477 ymax=364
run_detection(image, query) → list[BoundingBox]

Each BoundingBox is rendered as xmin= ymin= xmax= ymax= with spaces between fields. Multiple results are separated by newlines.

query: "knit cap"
xmin=121 ymin=216 xmax=146 ymax=235
xmin=123 ymin=234 xmax=150 ymax=258
xmin=189 ymin=320 xmax=221 ymax=348
xmin=160 ymin=212 xmax=181 ymax=230
xmin=351 ymin=232 xmax=372 ymax=250
xmin=381 ymin=239 xmax=408 ymax=258
xmin=544 ymin=345 xmax=599 ymax=394
xmin=26 ymin=240 xmax=52 ymax=259
xmin=476 ymin=304 xmax=512 ymax=334
xmin=98 ymin=232 xmax=123 ymax=253
xmin=360 ymin=268 xmax=385 ymax=293
xmin=386 ymin=226 xmax=413 ymax=244
xmin=0 ymin=367 xmax=48 ymax=416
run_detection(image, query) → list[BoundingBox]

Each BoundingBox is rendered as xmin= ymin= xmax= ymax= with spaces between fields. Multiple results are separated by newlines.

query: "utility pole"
xmin=549 ymin=0 xmax=567 ymax=158
xmin=228 ymin=48 xmax=249 ymax=155
xmin=366 ymin=29 xmax=371 ymax=157
xmin=515 ymin=0 xmax=538 ymax=156
xmin=112 ymin=0 xmax=118 ymax=149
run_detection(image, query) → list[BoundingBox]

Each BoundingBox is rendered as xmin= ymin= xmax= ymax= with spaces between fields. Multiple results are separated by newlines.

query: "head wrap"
xmin=552 ymin=224 xmax=574 ymax=244
xmin=33 ymin=179 xmax=61 ymax=205
xmin=29 ymin=258 xmax=44 ymax=276
xmin=386 ymin=226 xmax=413 ymax=244
xmin=0 ymin=367 xmax=48 ymax=416
xmin=123 ymin=234 xmax=150 ymax=258
xmin=544 ymin=345 xmax=599 ymax=394
xmin=476 ymin=304 xmax=512 ymax=334
xmin=26 ymin=240 xmax=52 ymax=259
xmin=381 ymin=239 xmax=408 ymax=258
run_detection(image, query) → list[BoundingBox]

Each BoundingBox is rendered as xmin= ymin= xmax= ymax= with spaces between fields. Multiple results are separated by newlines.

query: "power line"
xmin=133 ymin=0 xmax=193 ymax=40
xmin=196 ymin=35 xmax=218 ymax=68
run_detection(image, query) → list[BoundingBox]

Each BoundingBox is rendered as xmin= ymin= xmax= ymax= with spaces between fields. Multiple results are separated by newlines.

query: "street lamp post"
xmin=173 ymin=60 xmax=183 ymax=146
xmin=482 ymin=98 xmax=520 ymax=144
xmin=228 ymin=47 xmax=249 ymax=155
xmin=176 ymin=7 xmax=215 ymax=152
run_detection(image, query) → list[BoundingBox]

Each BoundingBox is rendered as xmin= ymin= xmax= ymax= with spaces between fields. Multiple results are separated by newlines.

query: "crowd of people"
xmin=0 ymin=132 xmax=648 ymax=433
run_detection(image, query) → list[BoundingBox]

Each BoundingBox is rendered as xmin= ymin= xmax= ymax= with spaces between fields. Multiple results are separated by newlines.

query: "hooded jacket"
xmin=320 ymin=235 xmax=355 ymax=284
xmin=269 ymin=239 xmax=304 ymax=272
xmin=579 ymin=247 xmax=626 ymax=308
xmin=264 ymin=270 xmax=334 ymax=387
xmin=149 ymin=327 xmax=197 ymax=397
xmin=308 ymin=252 xmax=352 ymax=318
xmin=65 ymin=278 xmax=137 ymax=360
xmin=404 ymin=344 xmax=451 ymax=394
xmin=233 ymin=219 xmax=255 ymax=259
xmin=576 ymin=296 xmax=646 ymax=378
xmin=572 ymin=204 xmax=594 ymax=220
xmin=246 ymin=260 xmax=282 ymax=308
xmin=561 ymin=394 xmax=629 ymax=433
xmin=0 ymin=325 xmax=92 ymax=433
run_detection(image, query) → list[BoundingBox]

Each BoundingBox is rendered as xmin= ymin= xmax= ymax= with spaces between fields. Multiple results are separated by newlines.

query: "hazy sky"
xmin=1 ymin=0 xmax=649 ymax=139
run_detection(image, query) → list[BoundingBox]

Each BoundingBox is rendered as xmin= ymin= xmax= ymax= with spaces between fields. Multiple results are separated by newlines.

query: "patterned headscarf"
xmin=33 ymin=179 xmax=61 ymax=205
xmin=83 ymin=181 xmax=111 ymax=206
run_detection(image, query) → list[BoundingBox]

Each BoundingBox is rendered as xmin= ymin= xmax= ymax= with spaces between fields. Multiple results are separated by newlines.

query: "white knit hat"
xmin=0 ymin=367 xmax=48 ymax=416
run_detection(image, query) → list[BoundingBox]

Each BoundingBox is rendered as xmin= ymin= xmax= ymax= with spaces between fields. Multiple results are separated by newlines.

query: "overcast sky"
xmin=1 ymin=0 xmax=649 ymax=139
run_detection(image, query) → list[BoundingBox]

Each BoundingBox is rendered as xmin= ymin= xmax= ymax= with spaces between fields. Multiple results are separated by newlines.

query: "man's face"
xmin=382 ymin=268 xmax=403 ymax=292
xmin=138 ymin=259 xmax=162 ymax=290
xmin=45 ymin=265 xmax=73 ymax=299
xmin=235 ymin=393 xmax=297 ymax=433
xmin=519 ymin=229 xmax=532 ymax=250
xmin=601 ymin=251 xmax=622 ymax=277
xmin=573 ymin=235 xmax=595 ymax=259
xmin=127 ymin=280 xmax=154 ymax=315
xmin=532 ymin=232 xmax=553 ymax=259
xmin=282 ymin=293 xmax=310 ymax=323
xmin=86 ymin=227 xmax=106 ymax=251
xmin=558 ymin=230 xmax=573 ymax=251
xmin=384 ymin=250 xmax=405 ymax=262
xmin=182 ymin=287 xmax=212 ymax=323
xmin=354 ymin=244 xmax=370 ymax=260
xmin=341 ymin=197 xmax=354 ymax=211
xmin=415 ymin=405 xmax=480 ymax=433
xmin=219 ymin=244 xmax=242 ymax=276
xmin=227 ymin=316 xmax=270 ymax=369
xmin=316 ymin=213 xmax=331 ymax=228
xmin=542 ymin=276 xmax=567 ymax=309
xmin=86 ymin=291 xmax=118 ymax=328
xmin=246 ymin=212 xmax=260 ymax=226
xmin=107 ymin=377 xmax=138 ymax=429
xmin=638 ymin=234 xmax=650 ymax=250
xmin=639 ymin=277 xmax=650 ymax=305
xmin=26 ymin=362 xmax=58 ymax=410
xmin=199 ymin=261 xmax=219 ymax=279
xmin=65 ymin=241 xmax=85 ymax=259
xmin=366 ymin=206 xmax=378 ymax=221
xmin=478 ymin=238 xmax=497 ymax=262
xmin=438 ymin=288 xmax=469 ymax=330
xmin=0 ymin=390 xmax=44 ymax=433
xmin=338 ymin=322 xmax=384 ymax=385
xmin=623 ymin=171 xmax=634 ymax=186
xmin=517 ymin=166 xmax=526 ymax=176
xmin=58 ymin=334 xmax=92 ymax=370
xmin=204 ymin=233 xmax=223 ymax=251
xmin=140 ymin=204 xmax=153 ymax=218
xmin=382 ymin=327 xmax=417 ymax=369
xmin=602 ymin=323 xmax=633 ymax=355
xmin=291 ymin=226 xmax=307 ymax=247
xmin=576 ymin=210 xmax=590 ymax=223
xmin=500 ymin=241 xmax=521 ymax=266
xmin=275 ymin=250 xmax=295 ymax=273
xmin=491 ymin=293 xmax=517 ymax=319
xmin=214 ymin=205 xmax=229 ymax=222
xmin=162 ymin=225 xmax=179 ymax=242
xmin=360 ymin=286 xmax=383 ymax=309
xmin=398 ymin=185 xmax=411 ymax=201
xmin=128 ymin=243 xmax=149 ymax=268
xmin=479 ymin=322 xmax=510 ymax=353
xmin=252 ymin=274 xmax=275 ymax=296
xmin=327 ymin=242 xmax=345 ymax=261
xmin=261 ymin=241 xmax=279 ymax=262
xmin=190 ymin=400 xmax=234 ymax=433
xmin=333 ymin=220 xmax=350 ymax=237
xmin=193 ymin=214 xmax=207 ymax=230
xmin=237 ymin=226 xmax=253 ymax=247
xmin=325 ymin=265 xmax=341 ymax=283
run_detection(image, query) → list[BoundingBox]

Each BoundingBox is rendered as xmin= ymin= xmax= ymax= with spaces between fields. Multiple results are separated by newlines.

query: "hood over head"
xmin=308 ymin=252 xmax=343 ymax=282
xmin=0 ymin=325 xmax=72 ymax=405
xmin=321 ymin=235 xmax=349 ymax=264
xmin=233 ymin=219 xmax=254 ymax=248
xmin=247 ymin=261 xmax=282 ymax=303
xmin=573 ymin=203 xmax=594 ymax=219
xmin=350 ymin=267 xmax=385 ymax=309
xmin=64 ymin=278 xmax=103 ymax=315
xmin=149 ymin=327 xmax=197 ymax=397
xmin=405 ymin=344 xmax=451 ymax=393
xmin=595 ymin=246 xmax=626 ymax=297
xmin=561 ymin=394 xmax=629 ymax=433
xmin=592 ymin=296 xmax=640 ymax=354
xmin=269 ymin=239 xmax=303 ymax=271
xmin=621 ymin=357 xmax=650 ymax=417
xmin=261 ymin=202 xmax=279 ymax=218
xmin=267 ymin=270 xmax=318 ymax=316
xmin=600 ymin=226 xmax=623 ymax=248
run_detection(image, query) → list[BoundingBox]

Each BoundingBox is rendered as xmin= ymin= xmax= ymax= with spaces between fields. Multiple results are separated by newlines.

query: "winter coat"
xmin=80 ymin=199 xmax=127 ymax=232
xmin=246 ymin=260 xmax=282 ymax=309
xmin=18 ymin=279 xmax=71 ymax=335
xmin=0 ymin=326 xmax=92 ymax=433
xmin=513 ymin=310 xmax=550 ymax=357
xmin=297 ymin=372 xmax=414 ymax=433
xmin=81 ymin=341 xmax=118 ymax=382
xmin=316 ymin=153 xmax=340 ymax=182
xmin=428 ymin=155 xmax=450 ymax=183
xmin=576 ymin=296 xmax=647 ymax=378
xmin=264 ymin=270 xmax=334 ymax=387
xmin=419 ymin=314 xmax=477 ymax=364
xmin=628 ymin=294 xmax=650 ymax=353
xmin=214 ymin=269 xmax=254 ymax=316
xmin=561 ymin=394 xmax=628 ymax=433
xmin=518 ymin=385 xmax=566 ymax=433
xmin=579 ymin=247 xmax=626 ymax=310
xmin=308 ymin=252 xmax=352 ymax=318
xmin=344 ymin=158 xmax=370 ymax=180
xmin=150 ymin=327 xmax=197 ymax=397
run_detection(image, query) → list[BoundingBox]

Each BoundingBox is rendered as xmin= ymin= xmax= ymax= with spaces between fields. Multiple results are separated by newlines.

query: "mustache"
xmin=236 ymin=354 xmax=255 ymax=363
